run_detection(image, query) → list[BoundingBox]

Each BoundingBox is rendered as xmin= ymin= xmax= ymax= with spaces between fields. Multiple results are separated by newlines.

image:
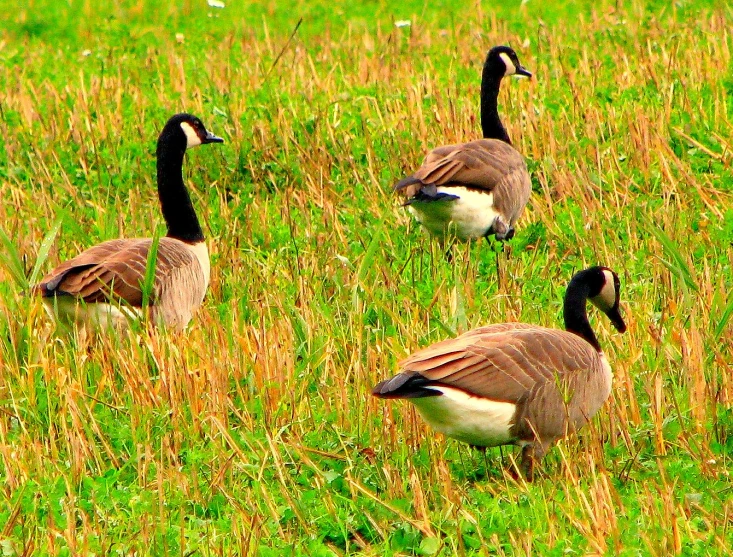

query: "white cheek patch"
xmin=180 ymin=121 xmax=202 ymax=148
xmin=499 ymin=52 xmax=517 ymax=76
xmin=592 ymin=270 xmax=616 ymax=310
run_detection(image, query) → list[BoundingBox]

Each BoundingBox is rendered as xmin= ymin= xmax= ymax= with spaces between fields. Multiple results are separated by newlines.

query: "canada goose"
xmin=34 ymin=113 xmax=224 ymax=331
xmin=395 ymin=45 xmax=532 ymax=242
xmin=372 ymin=266 xmax=627 ymax=480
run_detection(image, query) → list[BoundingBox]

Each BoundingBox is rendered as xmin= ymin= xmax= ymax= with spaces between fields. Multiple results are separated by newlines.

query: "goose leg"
xmin=486 ymin=237 xmax=505 ymax=286
xmin=520 ymin=445 xmax=535 ymax=481
xmin=470 ymin=445 xmax=491 ymax=477
xmin=494 ymin=247 xmax=501 ymax=281
xmin=520 ymin=443 xmax=548 ymax=482
xmin=442 ymin=233 xmax=459 ymax=263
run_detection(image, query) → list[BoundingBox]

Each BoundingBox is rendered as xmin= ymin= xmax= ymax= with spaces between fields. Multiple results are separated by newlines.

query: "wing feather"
xmin=396 ymin=140 xmax=526 ymax=191
xmin=382 ymin=325 xmax=601 ymax=404
xmin=35 ymin=237 xmax=200 ymax=308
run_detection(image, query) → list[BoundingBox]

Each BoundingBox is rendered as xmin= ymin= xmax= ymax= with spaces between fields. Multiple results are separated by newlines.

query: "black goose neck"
xmin=157 ymin=138 xmax=204 ymax=243
xmin=563 ymin=281 xmax=601 ymax=352
xmin=480 ymin=71 xmax=511 ymax=144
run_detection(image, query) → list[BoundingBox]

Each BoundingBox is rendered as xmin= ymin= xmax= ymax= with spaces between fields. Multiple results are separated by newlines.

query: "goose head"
xmin=160 ymin=113 xmax=224 ymax=151
xmin=485 ymin=45 xmax=532 ymax=79
xmin=585 ymin=266 xmax=627 ymax=333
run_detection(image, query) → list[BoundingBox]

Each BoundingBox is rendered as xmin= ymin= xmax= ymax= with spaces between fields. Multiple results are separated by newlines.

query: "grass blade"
xmin=0 ymin=227 xmax=28 ymax=290
xmin=352 ymin=227 xmax=383 ymax=316
xmin=714 ymin=294 xmax=733 ymax=339
xmin=141 ymin=232 xmax=160 ymax=309
xmin=641 ymin=213 xmax=698 ymax=291
xmin=28 ymin=217 xmax=63 ymax=288
xmin=357 ymin=227 xmax=383 ymax=285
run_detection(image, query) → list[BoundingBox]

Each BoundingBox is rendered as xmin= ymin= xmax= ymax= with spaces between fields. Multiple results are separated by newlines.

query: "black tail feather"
xmin=372 ymin=373 xmax=441 ymax=399
xmin=393 ymin=175 xmax=422 ymax=192
xmin=402 ymin=183 xmax=459 ymax=206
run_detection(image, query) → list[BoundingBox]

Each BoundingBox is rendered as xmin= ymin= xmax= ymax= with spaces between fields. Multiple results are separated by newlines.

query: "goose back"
xmin=35 ymin=237 xmax=208 ymax=330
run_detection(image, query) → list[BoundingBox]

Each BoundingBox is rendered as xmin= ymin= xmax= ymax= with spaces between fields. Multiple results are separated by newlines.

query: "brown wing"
xmin=34 ymin=237 xmax=200 ymax=307
xmin=394 ymin=139 xmax=530 ymax=221
xmin=374 ymin=325 xmax=601 ymax=404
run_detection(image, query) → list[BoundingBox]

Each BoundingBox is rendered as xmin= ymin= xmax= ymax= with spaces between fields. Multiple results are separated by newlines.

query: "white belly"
xmin=408 ymin=187 xmax=499 ymax=240
xmin=411 ymin=386 xmax=517 ymax=447
xmin=43 ymin=297 xmax=141 ymax=331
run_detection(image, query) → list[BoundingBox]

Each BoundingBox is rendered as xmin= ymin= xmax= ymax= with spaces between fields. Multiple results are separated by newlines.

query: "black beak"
xmin=606 ymin=306 xmax=627 ymax=333
xmin=203 ymin=131 xmax=224 ymax=144
xmin=515 ymin=65 xmax=532 ymax=78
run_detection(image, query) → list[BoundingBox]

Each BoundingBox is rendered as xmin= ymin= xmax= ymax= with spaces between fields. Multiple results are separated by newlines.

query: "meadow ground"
xmin=0 ymin=0 xmax=732 ymax=554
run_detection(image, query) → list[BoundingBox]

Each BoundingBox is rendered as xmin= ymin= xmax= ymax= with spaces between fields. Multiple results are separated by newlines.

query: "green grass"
xmin=1 ymin=0 xmax=732 ymax=554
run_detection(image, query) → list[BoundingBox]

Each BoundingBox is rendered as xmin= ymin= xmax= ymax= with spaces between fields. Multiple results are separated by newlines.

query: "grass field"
xmin=1 ymin=0 xmax=732 ymax=554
